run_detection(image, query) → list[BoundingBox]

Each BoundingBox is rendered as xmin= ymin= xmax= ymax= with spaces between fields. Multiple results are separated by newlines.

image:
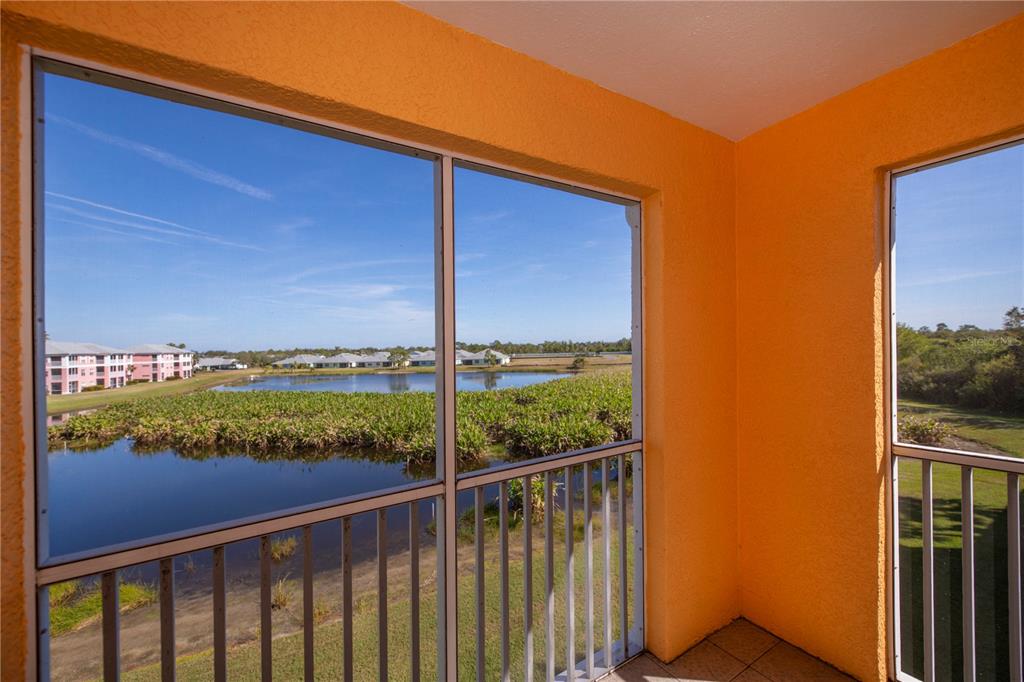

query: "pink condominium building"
xmin=127 ymin=344 xmax=194 ymax=384
xmin=44 ymin=341 xmax=194 ymax=395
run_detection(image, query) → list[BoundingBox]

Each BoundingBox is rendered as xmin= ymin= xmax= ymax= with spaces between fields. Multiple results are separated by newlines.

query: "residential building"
xmin=128 ymin=344 xmax=195 ymax=382
xmin=409 ymin=350 xmax=437 ymax=366
xmin=458 ymin=348 xmax=512 ymax=366
xmin=272 ymin=354 xmax=326 ymax=369
xmin=318 ymin=353 xmax=362 ymax=368
xmin=44 ymin=341 xmax=128 ymax=395
xmin=196 ymin=357 xmax=248 ymax=371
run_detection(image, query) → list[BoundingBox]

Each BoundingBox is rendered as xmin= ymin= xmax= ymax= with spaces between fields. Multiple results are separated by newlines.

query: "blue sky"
xmin=43 ymin=72 xmax=632 ymax=351
xmin=894 ymin=142 xmax=1022 ymax=330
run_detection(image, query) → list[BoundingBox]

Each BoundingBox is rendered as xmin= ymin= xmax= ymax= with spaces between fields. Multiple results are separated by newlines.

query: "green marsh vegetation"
xmin=48 ymin=371 xmax=632 ymax=470
xmin=48 ymin=578 xmax=155 ymax=636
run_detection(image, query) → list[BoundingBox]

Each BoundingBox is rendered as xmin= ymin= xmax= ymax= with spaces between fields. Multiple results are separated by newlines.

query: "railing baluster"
xmin=962 ymin=467 xmax=975 ymax=682
xmin=584 ymin=462 xmax=594 ymax=679
xmin=475 ymin=486 xmax=486 ymax=682
xmin=410 ymin=502 xmax=421 ymax=682
xmin=500 ymin=481 xmax=511 ymax=682
xmin=213 ymin=547 xmax=226 ymax=682
xmin=565 ymin=466 xmax=576 ymax=679
xmin=160 ymin=558 xmax=175 ymax=682
xmin=1009 ymin=472 xmax=1022 ymax=682
xmin=602 ymin=458 xmax=612 ymax=669
xmin=378 ymin=508 xmax=388 ymax=682
xmin=545 ymin=471 xmax=555 ymax=682
xmin=922 ymin=460 xmax=935 ymax=682
xmin=524 ymin=474 xmax=535 ymax=682
xmin=102 ymin=570 xmax=120 ymax=682
xmin=303 ymin=526 xmax=314 ymax=682
xmin=342 ymin=517 xmax=353 ymax=682
xmin=260 ymin=535 xmax=272 ymax=682
xmin=617 ymin=454 xmax=628 ymax=659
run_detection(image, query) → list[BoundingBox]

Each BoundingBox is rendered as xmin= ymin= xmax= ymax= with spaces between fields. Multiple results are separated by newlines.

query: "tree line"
xmin=197 ymin=338 xmax=632 ymax=368
xmin=897 ymin=307 xmax=1023 ymax=414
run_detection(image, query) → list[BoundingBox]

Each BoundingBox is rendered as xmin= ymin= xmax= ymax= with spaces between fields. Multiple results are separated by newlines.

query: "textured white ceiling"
xmin=406 ymin=1 xmax=1024 ymax=140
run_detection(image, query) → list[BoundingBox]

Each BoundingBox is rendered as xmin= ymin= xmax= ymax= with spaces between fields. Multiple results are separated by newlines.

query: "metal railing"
xmin=891 ymin=443 xmax=1023 ymax=682
xmin=36 ymin=442 xmax=643 ymax=681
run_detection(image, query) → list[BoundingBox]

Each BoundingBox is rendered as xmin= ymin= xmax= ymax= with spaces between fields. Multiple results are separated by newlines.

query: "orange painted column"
xmin=1 ymin=2 xmax=739 ymax=677
xmin=736 ymin=14 xmax=1023 ymax=681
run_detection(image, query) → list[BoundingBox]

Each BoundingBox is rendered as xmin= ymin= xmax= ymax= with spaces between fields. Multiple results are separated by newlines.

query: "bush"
xmin=897 ymin=414 xmax=953 ymax=446
xmin=81 ymin=385 xmax=105 ymax=393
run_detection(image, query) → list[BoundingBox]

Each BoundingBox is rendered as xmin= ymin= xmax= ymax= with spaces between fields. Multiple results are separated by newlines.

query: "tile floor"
xmin=605 ymin=618 xmax=856 ymax=681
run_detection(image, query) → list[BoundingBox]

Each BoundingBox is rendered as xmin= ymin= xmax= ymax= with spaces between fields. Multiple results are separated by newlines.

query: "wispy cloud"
xmin=279 ymin=259 xmax=428 ymax=284
xmin=900 ymin=269 xmax=1016 ymax=287
xmin=47 ymin=115 xmax=273 ymax=200
xmin=274 ymin=217 xmax=314 ymax=234
xmin=47 ymin=197 xmax=265 ymax=252
xmin=282 ymin=283 xmax=407 ymax=300
xmin=52 ymin=217 xmax=177 ymax=246
xmin=468 ymin=210 xmax=512 ymax=224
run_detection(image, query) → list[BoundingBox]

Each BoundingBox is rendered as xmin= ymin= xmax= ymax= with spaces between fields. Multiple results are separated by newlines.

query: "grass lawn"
xmin=899 ymin=399 xmax=1024 ymax=458
xmin=50 ymin=579 xmax=155 ymax=636
xmin=119 ymin=507 xmax=636 ymax=682
xmin=46 ymin=370 xmax=253 ymax=415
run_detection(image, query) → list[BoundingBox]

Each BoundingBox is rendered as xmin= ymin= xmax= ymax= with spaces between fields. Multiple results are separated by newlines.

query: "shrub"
xmin=271 ymin=577 xmax=292 ymax=610
xmin=897 ymin=414 xmax=953 ymax=446
xmin=82 ymin=385 xmax=105 ymax=393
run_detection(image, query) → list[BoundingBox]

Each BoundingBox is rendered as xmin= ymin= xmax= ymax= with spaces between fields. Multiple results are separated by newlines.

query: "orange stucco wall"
xmin=1 ymin=2 xmax=739 ymax=678
xmin=735 ymin=14 xmax=1023 ymax=682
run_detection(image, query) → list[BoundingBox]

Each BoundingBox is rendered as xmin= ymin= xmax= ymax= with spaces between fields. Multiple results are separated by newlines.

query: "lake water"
xmin=46 ymin=371 xmax=567 ymax=558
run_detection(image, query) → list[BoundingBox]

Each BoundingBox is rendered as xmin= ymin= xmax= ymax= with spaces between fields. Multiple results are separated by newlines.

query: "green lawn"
xmin=119 ymin=506 xmax=636 ymax=682
xmin=47 ymin=371 xmax=253 ymax=415
xmin=50 ymin=579 xmax=155 ymax=636
xmin=899 ymin=399 xmax=1024 ymax=457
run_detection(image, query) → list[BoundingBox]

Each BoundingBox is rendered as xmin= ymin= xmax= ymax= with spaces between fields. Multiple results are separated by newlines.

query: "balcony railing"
xmin=891 ymin=444 xmax=1023 ymax=682
xmin=36 ymin=443 xmax=643 ymax=681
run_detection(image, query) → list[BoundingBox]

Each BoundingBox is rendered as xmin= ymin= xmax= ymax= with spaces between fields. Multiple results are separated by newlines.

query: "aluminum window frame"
xmin=26 ymin=49 xmax=646 ymax=679
xmin=884 ymin=134 xmax=1024 ymax=682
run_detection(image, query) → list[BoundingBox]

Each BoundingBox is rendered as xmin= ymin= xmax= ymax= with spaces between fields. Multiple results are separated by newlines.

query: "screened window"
xmin=892 ymin=141 xmax=1023 ymax=457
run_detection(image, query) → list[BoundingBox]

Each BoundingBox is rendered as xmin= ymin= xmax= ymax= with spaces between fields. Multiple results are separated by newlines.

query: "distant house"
xmin=272 ymin=354 xmax=325 ymax=369
xmin=409 ymin=350 xmax=436 ymax=367
xmin=196 ymin=357 xmax=248 ymax=371
xmin=459 ymin=348 xmax=511 ymax=366
xmin=353 ymin=351 xmax=408 ymax=368
xmin=44 ymin=341 xmax=132 ymax=395
xmin=317 ymin=353 xmax=362 ymax=368
xmin=128 ymin=344 xmax=195 ymax=382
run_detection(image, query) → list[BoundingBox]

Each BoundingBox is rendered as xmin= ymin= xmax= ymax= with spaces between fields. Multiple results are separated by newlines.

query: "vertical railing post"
xmin=1009 ymin=472 xmax=1022 ymax=682
xmin=102 ymin=570 xmax=120 ymax=682
xmin=160 ymin=558 xmax=175 ymax=682
xmin=213 ymin=547 xmax=226 ymax=682
xmin=524 ymin=474 xmax=535 ymax=682
xmin=476 ymin=486 xmax=486 ymax=682
xmin=584 ymin=462 xmax=594 ymax=680
xmin=922 ymin=460 xmax=935 ymax=682
xmin=303 ymin=526 xmax=314 ymax=682
xmin=565 ymin=466 xmax=576 ymax=679
xmin=411 ymin=503 xmax=421 ymax=682
xmin=378 ymin=509 xmax=389 ymax=682
xmin=617 ymin=455 xmax=628 ymax=659
xmin=260 ymin=536 xmax=272 ymax=682
xmin=602 ymin=458 xmax=613 ymax=669
xmin=545 ymin=471 xmax=555 ymax=682
xmin=962 ymin=467 xmax=975 ymax=682
xmin=342 ymin=517 xmax=353 ymax=682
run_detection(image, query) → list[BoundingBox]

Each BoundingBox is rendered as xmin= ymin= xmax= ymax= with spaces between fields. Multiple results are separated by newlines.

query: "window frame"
xmin=883 ymin=135 xmax=1024 ymax=680
xmin=29 ymin=52 xmax=644 ymax=572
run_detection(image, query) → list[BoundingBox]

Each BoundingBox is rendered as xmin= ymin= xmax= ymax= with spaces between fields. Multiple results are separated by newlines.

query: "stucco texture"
xmin=1 ymin=2 xmax=738 ymax=678
xmin=735 ymin=14 xmax=1023 ymax=682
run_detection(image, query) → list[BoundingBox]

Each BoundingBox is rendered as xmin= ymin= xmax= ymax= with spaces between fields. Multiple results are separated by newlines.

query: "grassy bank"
xmin=50 ymin=579 xmax=155 ymax=636
xmin=899 ymin=399 xmax=1024 ymax=457
xmin=49 ymin=372 xmax=632 ymax=467
xmin=46 ymin=370 xmax=253 ymax=415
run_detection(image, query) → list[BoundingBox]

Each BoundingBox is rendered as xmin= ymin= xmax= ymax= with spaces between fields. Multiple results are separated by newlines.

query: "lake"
xmin=46 ymin=371 xmax=568 ymax=558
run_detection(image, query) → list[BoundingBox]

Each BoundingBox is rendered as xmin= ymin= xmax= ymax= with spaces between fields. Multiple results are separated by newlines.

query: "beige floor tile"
xmin=751 ymin=642 xmax=854 ymax=681
xmin=606 ymin=653 xmax=679 ymax=681
xmin=707 ymin=619 xmax=779 ymax=664
xmin=663 ymin=640 xmax=747 ymax=681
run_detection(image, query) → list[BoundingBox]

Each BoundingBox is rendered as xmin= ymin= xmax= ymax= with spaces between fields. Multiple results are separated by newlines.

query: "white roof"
xmin=410 ymin=350 xmax=436 ymax=361
xmin=45 ymin=340 xmax=129 ymax=356
xmin=127 ymin=343 xmax=194 ymax=355
xmin=460 ymin=348 xmax=511 ymax=360
xmin=323 ymin=353 xmax=363 ymax=364
xmin=356 ymin=351 xmax=393 ymax=363
xmin=197 ymin=356 xmax=238 ymax=367
xmin=273 ymin=354 xmax=326 ymax=365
